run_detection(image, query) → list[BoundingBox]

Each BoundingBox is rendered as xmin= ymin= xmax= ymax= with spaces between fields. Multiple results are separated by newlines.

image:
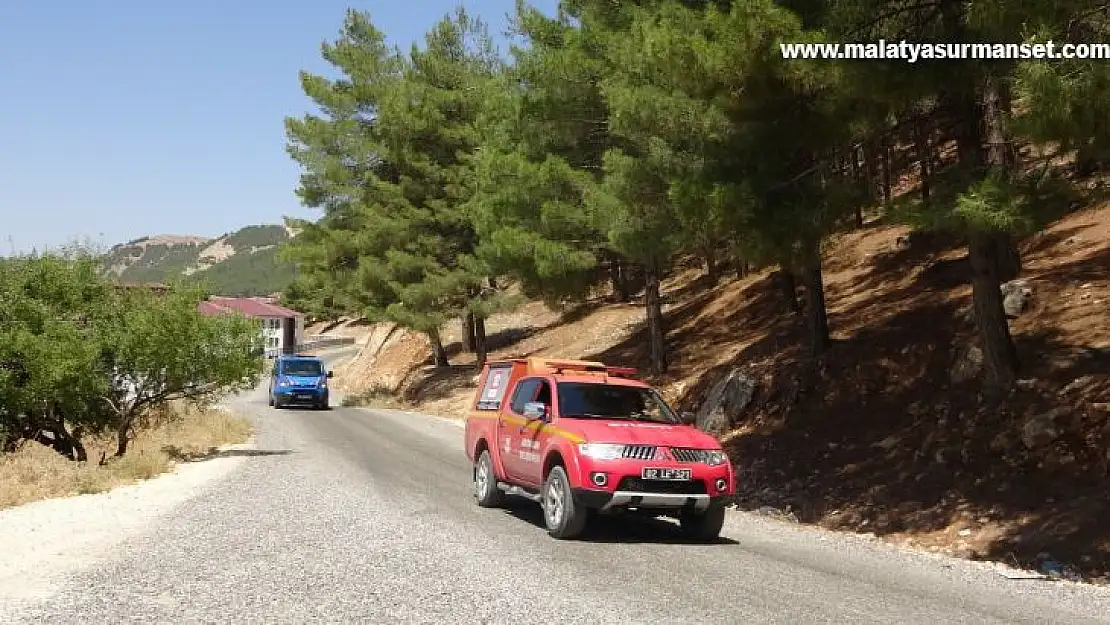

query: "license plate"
xmin=641 ymin=467 xmax=692 ymax=480
xmin=295 ymin=393 xmax=312 ymax=398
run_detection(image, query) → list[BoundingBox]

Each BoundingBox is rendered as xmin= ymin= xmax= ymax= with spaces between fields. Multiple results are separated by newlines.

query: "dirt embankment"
xmin=323 ymin=202 xmax=1110 ymax=582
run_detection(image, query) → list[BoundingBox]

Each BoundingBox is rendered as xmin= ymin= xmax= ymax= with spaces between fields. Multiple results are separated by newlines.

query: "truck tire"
xmin=474 ymin=449 xmax=505 ymax=508
xmin=542 ymin=465 xmax=587 ymax=539
xmin=679 ymin=505 xmax=726 ymax=542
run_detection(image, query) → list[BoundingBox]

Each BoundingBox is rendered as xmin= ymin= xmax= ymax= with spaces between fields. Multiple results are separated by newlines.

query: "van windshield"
xmin=281 ymin=359 xmax=322 ymax=376
xmin=555 ymin=382 xmax=679 ymax=424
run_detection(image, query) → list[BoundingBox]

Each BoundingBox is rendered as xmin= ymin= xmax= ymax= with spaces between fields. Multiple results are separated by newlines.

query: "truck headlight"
xmin=704 ymin=450 xmax=727 ymax=466
xmin=577 ymin=443 xmax=625 ymax=460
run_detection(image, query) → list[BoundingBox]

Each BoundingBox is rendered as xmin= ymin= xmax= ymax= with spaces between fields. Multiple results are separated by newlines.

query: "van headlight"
xmin=704 ymin=450 xmax=727 ymax=466
xmin=577 ymin=443 xmax=625 ymax=460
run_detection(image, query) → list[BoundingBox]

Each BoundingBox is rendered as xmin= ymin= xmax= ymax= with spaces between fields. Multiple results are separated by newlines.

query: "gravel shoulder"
xmin=0 ymin=439 xmax=252 ymax=608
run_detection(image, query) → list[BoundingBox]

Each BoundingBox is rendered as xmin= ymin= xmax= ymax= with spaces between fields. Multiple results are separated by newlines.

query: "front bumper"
xmin=573 ymin=487 xmax=735 ymax=512
xmin=275 ymin=388 xmax=328 ymax=403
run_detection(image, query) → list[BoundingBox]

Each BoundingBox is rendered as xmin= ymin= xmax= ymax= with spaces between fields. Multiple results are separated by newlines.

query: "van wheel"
xmin=542 ymin=465 xmax=587 ymax=539
xmin=474 ymin=449 xmax=504 ymax=508
xmin=679 ymin=505 xmax=726 ymax=542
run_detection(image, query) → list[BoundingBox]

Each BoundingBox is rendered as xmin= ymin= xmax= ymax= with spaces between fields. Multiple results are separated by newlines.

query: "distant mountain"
xmin=102 ymin=224 xmax=298 ymax=296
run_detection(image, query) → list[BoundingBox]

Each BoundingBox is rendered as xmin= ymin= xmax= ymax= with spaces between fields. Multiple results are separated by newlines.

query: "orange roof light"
xmin=526 ymin=358 xmax=603 ymax=374
xmin=522 ymin=358 xmax=638 ymax=378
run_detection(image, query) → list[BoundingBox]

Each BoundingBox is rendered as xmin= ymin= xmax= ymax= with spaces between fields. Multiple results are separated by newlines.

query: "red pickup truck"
xmin=464 ymin=357 xmax=735 ymax=540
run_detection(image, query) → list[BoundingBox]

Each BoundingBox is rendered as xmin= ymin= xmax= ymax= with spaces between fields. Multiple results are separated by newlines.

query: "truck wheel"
xmin=542 ymin=465 xmax=587 ymax=539
xmin=474 ymin=449 xmax=504 ymax=508
xmin=679 ymin=505 xmax=726 ymax=542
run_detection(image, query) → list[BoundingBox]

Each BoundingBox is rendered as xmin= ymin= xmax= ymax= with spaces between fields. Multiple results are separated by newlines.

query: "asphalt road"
xmin=8 ymin=361 xmax=1110 ymax=623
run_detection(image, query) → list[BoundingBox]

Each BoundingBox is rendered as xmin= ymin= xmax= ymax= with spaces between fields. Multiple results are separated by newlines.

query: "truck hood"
xmin=564 ymin=419 xmax=721 ymax=449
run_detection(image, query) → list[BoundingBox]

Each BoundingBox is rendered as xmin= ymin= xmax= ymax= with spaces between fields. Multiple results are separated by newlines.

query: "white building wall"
xmin=258 ymin=315 xmax=305 ymax=358
xmin=260 ymin=317 xmax=282 ymax=358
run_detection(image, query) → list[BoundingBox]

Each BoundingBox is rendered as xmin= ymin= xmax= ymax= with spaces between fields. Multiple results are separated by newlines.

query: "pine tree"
xmin=283 ymin=9 xmax=507 ymax=366
xmin=466 ymin=1 xmax=617 ymax=307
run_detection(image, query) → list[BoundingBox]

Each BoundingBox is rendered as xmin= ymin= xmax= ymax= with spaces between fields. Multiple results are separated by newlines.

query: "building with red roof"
xmin=197 ymin=296 xmax=304 ymax=358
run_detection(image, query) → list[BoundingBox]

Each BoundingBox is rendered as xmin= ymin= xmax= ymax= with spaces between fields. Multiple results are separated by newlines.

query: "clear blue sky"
xmin=0 ymin=0 xmax=557 ymax=255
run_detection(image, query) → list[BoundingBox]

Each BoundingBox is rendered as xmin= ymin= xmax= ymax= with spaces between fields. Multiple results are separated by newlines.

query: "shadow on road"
xmin=501 ymin=500 xmax=739 ymax=546
xmin=162 ymin=446 xmax=294 ymax=462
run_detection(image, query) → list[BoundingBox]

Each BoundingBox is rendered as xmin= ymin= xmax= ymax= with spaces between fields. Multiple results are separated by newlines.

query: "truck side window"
xmin=509 ymin=378 xmax=543 ymax=415
xmin=534 ymin=380 xmax=551 ymax=409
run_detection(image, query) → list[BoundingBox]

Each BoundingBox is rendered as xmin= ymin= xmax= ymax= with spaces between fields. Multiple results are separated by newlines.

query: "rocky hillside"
xmin=102 ymin=225 xmax=297 ymax=296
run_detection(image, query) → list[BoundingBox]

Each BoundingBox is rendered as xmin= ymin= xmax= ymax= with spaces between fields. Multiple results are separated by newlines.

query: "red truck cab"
xmin=464 ymin=357 xmax=735 ymax=540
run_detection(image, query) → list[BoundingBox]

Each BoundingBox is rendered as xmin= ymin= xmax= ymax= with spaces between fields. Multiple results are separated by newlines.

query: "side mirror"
xmin=522 ymin=402 xmax=547 ymax=420
xmin=327 ymin=370 xmax=334 ymax=378
xmin=680 ymin=411 xmax=697 ymax=425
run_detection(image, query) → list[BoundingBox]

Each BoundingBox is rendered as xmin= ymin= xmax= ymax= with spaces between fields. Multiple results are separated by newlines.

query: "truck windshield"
xmin=555 ymin=382 xmax=679 ymax=424
xmin=281 ymin=360 xmax=322 ymax=376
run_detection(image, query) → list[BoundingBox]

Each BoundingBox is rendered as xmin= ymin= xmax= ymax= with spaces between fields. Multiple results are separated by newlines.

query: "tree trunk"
xmin=644 ymin=266 xmax=667 ymax=375
xmin=771 ymin=268 xmax=800 ymax=314
xmin=799 ymin=255 xmax=831 ymax=357
xmin=994 ymin=233 xmax=1022 ymax=282
xmin=984 ymin=74 xmax=1010 ymax=170
xmin=32 ymin=425 xmax=87 ymax=461
xmin=461 ymin=313 xmax=475 ymax=353
xmin=704 ymin=246 xmax=719 ymax=283
xmin=32 ymin=409 xmax=88 ymax=461
xmin=968 ymin=74 xmax=1021 ymax=393
xmin=70 ymin=427 xmax=87 ymax=462
xmin=850 ymin=146 xmax=865 ymax=227
xmin=1076 ymin=146 xmax=1101 ymax=176
xmin=115 ymin=420 xmax=131 ymax=457
xmin=914 ymin=118 xmax=931 ymax=205
xmin=474 ymin=316 xmax=488 ymax=367
xmin=863 ymin=141 xmax=877 ymax=202
xmin=610 ymin=256 xmax=631 ymax=302
xmin=998 ymin=78 xmax=1018 ymax=168
xmin=428 ymin=331 xmax=449 ymax=368
xmin=880 ymin=135 xmax=892 ymax=206
xmin=969 ymin=231 xmax=1019 ymax=391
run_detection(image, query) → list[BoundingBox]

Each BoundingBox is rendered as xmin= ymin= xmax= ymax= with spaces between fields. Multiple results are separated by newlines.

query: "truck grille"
xmin=616 ymin=477 xmax=706 ymax=495
xmin=622 ymin=445 xmax=656 ymax=460
xmin=669 ymin=448 xmax=710 ymax=463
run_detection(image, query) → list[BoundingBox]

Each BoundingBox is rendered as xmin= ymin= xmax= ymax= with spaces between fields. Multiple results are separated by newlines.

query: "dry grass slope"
xmin=0 ymin=404 xmax=252 ymax=510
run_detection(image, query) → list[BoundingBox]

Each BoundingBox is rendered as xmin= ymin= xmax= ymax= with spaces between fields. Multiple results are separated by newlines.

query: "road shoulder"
xmin=0 ymin=438 xmax=254 ymax=607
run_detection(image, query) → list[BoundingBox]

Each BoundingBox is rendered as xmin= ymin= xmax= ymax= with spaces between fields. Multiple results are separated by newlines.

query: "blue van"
xmin=268 ymin=354 xmax=332 ymax=410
